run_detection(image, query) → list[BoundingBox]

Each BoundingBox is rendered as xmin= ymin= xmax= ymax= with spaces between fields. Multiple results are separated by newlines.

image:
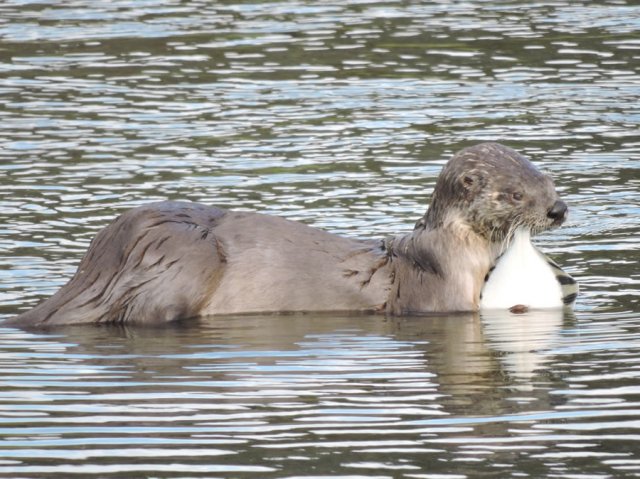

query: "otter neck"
xmin=385 ymin=217 xmax=499 ymax=314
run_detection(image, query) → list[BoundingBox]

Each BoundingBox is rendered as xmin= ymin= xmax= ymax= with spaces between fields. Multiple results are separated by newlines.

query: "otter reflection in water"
xmin=10 ymin=143 xmax=577 ymax=327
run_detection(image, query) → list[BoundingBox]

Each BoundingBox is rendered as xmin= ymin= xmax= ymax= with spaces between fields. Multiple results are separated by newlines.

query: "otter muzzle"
xmin=547 ymin=200 xmax=568 ymax=225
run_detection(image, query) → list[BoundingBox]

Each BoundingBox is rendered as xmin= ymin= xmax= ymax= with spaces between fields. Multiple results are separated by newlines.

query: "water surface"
xmin=1 ymin=0 xmax=639 ymax=477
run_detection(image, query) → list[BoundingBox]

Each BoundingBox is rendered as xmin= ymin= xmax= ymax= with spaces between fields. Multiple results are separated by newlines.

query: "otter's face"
xmin=433 ymin=143 xmax=567 ymax=242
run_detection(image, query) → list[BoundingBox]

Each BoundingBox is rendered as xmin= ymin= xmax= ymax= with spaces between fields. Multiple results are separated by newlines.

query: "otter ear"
xmin=463 ymin=175 xmax=474 ymax=188
xmin=460 ymin=172 xmax=485 ymax=200
xmin=461 ymin=173 xmax=481 ymax=192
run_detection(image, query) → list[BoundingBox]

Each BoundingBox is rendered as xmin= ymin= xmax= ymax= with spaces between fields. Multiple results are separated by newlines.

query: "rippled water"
xmin=0 ymin=0 xmax=639 ymax=477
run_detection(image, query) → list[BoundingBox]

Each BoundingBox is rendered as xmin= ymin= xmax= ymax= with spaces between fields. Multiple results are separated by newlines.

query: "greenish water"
xmin=0 ymin=0 xmax=639 ymax=477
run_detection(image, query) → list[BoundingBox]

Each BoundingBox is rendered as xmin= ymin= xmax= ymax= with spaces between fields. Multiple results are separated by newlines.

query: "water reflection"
xmin=0 ymin=311 xmax=583 ymax=477
xmin=481 ymin=309 xmax=568 ymax=383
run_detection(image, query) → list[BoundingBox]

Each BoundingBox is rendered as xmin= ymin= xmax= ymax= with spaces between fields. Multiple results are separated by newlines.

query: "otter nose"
xmin=547 ymin=200 xmax=568 ymax=221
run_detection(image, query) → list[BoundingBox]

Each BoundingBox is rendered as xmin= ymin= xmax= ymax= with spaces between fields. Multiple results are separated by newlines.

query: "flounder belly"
xmin=480 ymin=228 xmax=577 ymax=310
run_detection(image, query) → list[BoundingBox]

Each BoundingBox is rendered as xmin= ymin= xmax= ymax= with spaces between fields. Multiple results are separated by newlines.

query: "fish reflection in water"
xmin=384 ymin=310 xmax=568 ymax=407
xmin=481 ymin=309 xmax=568 ymax=383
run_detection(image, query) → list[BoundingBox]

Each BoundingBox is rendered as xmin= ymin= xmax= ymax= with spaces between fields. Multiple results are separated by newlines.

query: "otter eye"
xmin=463 ymin=176 xmax=474 ymax=187
xmin=512 ymin=192 xmax=523 ymax=201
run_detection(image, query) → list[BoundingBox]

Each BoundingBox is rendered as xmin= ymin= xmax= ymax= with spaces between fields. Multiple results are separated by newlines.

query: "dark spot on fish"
xmin=557 ymin=275 xmax=577 ymax=285
xmin=509 ymin=304 xmax=529 ymax=314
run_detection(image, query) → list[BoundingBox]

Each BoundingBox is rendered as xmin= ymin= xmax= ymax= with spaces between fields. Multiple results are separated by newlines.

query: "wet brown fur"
xmin=9 ymin=143 xmax=567 ymax=326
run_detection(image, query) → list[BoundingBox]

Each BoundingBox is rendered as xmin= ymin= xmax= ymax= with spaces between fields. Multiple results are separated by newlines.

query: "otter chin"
xmin=8 ymin=143 xmax=576 ymax=327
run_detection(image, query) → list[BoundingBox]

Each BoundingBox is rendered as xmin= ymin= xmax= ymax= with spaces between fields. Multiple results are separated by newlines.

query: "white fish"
xmin=480 ymin=227 xmax=577 ymax=311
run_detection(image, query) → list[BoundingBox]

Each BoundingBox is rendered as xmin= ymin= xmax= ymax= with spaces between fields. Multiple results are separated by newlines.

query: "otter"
xmin=8 ymin=143 xmax=572 ymax=327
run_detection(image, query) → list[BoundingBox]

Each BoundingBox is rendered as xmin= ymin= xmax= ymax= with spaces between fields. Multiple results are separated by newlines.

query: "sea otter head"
xmin=424 ymin=143 xmax=567 ymax=242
